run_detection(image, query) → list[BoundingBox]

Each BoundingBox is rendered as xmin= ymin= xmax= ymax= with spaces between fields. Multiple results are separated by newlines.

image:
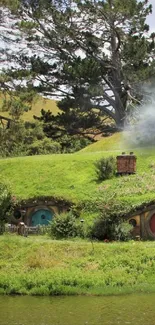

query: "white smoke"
xmin=123 ymin=93 xmax=155 ymax=148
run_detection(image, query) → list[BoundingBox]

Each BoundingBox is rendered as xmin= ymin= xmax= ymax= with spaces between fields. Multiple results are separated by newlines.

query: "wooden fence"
xmin=0 ymin=225 xmax=51 ymax=236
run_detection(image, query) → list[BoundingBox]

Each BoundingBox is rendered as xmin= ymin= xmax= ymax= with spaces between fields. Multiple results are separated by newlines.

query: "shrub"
xmin=114 ymin=222 xmax=133 ymax=241
xmin=94 ymin=156 xmax=116 ymax=181
xmin=92 ymin=217 xmax=133 ymax=241
xmin=27 ymin=138 xmax=61 ymax=155
xmin=60 ymin=135 xmax=92 ymax=153
xmin=50 ymin=212 xmax=81 ymax=239
xmin=91 ymin=203 xmax=133 ymax=241
xmin=0 ymin=182 xmax=14 ymax=233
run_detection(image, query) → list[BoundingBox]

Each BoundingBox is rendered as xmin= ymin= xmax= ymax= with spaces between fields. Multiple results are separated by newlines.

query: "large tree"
xmin=1 ymin=0 xmax=155 ymax=129
xmin=0 ymin=0 xmax=36 ymax=120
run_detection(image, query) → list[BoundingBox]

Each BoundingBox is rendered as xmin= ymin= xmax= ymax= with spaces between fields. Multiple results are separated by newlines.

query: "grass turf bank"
xmin=1 ymin=235 xmax=155 ymax=296
xmin=1 ymin=147 xmax=155 ymax=208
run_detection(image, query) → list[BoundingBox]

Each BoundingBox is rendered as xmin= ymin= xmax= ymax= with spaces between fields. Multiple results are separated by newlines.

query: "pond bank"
xmin=1 ymin=235 xmax=155 ymax=296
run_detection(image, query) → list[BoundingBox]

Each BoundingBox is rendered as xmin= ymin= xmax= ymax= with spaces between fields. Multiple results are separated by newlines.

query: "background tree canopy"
xmin=0 ymin=0 xmax=155 ymax=143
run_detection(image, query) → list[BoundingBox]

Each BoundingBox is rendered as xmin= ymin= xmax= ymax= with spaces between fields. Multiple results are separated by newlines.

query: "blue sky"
xmin=147 ymin=0 xmax=155 ymax=32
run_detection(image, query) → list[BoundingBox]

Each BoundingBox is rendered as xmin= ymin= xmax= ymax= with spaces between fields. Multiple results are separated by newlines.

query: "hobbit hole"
xmin=12 ymin=201 xmax=155 ymax=240
xmin=128 ymin=207 xmax=155 ymax=240
xmin=13 ymin=199 xmax=70 ymax=227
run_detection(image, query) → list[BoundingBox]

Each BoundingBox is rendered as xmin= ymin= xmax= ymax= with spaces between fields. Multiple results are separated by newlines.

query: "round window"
xmin=129 ymin=219 xmax=137 ymax=227
xmin=14 ymin=209 xmax=21 ymax=219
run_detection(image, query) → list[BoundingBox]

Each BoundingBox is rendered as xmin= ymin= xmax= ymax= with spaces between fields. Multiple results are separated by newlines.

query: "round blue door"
xmin=31 ymin=209 xmax=53 ymax=226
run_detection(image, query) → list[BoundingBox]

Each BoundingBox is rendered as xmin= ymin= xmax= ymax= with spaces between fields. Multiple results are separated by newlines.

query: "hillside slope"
xmin=1 ymin=148 xmax=155 ymax=211
xmin=80 ymin=132 xmax=133 ymax=152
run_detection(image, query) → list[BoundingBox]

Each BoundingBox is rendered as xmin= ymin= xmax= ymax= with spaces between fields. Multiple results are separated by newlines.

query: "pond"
xmin=0 ymin=294 xmax=155 ymax=325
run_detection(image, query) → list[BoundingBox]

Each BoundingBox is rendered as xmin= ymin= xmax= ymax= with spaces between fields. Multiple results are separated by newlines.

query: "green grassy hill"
xmin=0 ymin=95 xmax=59 ymax=121
xmin=1 ymin=139 xmax=155 ymax=296
xmin=80 ymin=132 xmax=133 ymax=152
xmin=1 ymin=146 xmax=155 ymax=212
xmin=81 ymin=133 xmax=123 ymax=152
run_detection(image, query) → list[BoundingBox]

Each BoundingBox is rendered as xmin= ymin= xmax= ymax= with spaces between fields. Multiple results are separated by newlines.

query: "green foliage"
xmin=94 ymin=156 xmax=116 ymax=181
xmin=115 ymin=222 xmax=133 ymax=241
xmin=0 ymin=119 xmax=62 ymax=157
xmin=91 ymin=202 xmax=133 ymax=241
xmin=0 ymin=121 xmax=27 ymax=157
xmin=1 ymin=0 xmax=154 ymax=152
xmin=34 ymin=108 xmax=95 ymax=152
xmin=27 ymin=138 xmax=61 ymax=155
xmin=59 ymin=135 xmax=92 ymax=153
xmin=0 ymin=87 xmax=36 ymax=120
xmin=92 ymin=217 xmax=133 ymax=241
xmin=1 ymin=0 xmax=154 ymax=129
xmin=50 ymin=212 xmax=83 ymax=239
xmin=0 ymin=112 xmax=92 ymax=157
xmin=0 ymin=94 xmax=59 ymax=121
xmin=0 ymin=182 xmax=13 ymax=230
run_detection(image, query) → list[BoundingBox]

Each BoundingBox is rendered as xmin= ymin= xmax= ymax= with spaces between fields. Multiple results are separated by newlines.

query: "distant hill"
xmin=0 ymin=95 xmax=59 ymax=121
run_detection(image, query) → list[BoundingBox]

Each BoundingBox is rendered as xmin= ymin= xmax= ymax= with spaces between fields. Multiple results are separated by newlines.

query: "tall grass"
xmin=0 ymin=235 xmax=155 ymax=296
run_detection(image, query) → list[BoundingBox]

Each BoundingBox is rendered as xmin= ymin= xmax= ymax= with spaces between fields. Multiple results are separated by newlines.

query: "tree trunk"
xmin=108 ymin=6 xmax=126 ymax=129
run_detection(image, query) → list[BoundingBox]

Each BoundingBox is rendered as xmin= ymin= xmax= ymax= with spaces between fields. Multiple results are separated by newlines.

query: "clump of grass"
xmin=94 ymin=156 xmax=116 ymax=181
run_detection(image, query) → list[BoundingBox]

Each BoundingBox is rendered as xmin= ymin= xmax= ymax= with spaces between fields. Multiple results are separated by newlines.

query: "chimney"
xmin=116 ymin=152 xmax=137 ymax=175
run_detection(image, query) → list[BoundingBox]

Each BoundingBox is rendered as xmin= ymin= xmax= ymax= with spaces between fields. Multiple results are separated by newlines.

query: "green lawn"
xmin=81 ymin=132 xmax=124 ymax=152
xmin=1 ymin=146 xmax=155 ymax=212
xmin=0 ymin=235 xmax=155 ymax=296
